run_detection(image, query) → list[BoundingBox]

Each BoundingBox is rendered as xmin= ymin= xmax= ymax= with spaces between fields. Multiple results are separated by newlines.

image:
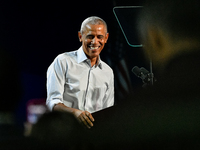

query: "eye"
xmin=97 ymin=35 xmax=104 ymax=39
xmin=86 ymin=35 xmax=94 ymax=39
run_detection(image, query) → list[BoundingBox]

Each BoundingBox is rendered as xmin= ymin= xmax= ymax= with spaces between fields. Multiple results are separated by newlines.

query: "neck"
xmin=90 ymin=57 xmax=98 ymax=67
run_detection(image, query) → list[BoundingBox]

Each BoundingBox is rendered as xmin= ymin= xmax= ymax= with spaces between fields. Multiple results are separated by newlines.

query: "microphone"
xmin=132 ymin=66 xmax=148 ymax=80
xmin=140 ymin=67 xmax=149 ymax=75
xmin=132 ymin=66 xmax=155 ymax=86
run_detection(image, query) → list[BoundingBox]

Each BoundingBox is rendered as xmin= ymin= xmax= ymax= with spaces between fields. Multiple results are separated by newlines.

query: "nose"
xmin=91 ymin=36 xmax=98 ymax=44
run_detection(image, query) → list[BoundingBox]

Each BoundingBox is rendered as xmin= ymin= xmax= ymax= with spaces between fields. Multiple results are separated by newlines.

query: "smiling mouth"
xmin=88 ymin=46 xmax=101 ymax=50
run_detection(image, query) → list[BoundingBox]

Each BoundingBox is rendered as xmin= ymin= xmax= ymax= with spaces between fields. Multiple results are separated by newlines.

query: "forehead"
xmin=84 ymin=24 xmax=107 ymax=34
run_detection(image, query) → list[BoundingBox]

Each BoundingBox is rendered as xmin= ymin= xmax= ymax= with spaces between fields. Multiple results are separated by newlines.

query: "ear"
xmin=78 ymin=31 xmax=82 ymax=42
xmin=105 ymin=33 xmax=109 ymax=43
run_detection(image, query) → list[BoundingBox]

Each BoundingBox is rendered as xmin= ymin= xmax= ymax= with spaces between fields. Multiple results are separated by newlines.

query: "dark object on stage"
xmin=132 ymin=66 xmax=155 ymax=87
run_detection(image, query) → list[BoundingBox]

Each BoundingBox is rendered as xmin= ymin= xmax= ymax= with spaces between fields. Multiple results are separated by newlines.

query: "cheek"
xmin=84 ymin=39 xmax=92 ymax=45
xmin=83 ymin=40 xmax=89 ymax=47
xmin=100 ymin=39 xmax=106 ymax=45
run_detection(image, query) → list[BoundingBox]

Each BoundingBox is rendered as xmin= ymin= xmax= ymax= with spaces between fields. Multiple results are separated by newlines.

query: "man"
xmin=89 ymin=0 xmax=200 ymax=149
xmin=46 ymin=16 xmax=114 ymax=129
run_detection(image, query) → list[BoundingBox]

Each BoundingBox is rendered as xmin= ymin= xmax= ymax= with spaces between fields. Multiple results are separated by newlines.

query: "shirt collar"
xmin=96 ymin=56 xmax=102 ymax=69
xmin=77 ymin=46 xmax=88 ymax=63
xmin=77 ymin=46 xmax=102 ymax=69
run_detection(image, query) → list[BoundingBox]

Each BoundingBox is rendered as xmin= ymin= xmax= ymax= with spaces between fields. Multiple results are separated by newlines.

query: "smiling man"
xmin=46 ymin=16 xmax=114 ymax=129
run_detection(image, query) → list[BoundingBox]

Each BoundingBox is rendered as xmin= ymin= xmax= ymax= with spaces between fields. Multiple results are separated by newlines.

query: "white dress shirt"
xmin=46 ymin=46 xmax=114 ymax=113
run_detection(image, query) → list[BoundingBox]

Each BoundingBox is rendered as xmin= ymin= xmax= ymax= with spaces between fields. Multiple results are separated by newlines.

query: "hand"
xmin=53 ymin=103 xmax=95 ymax=129
xmin=73 ymin=109 xmax=95 ymax=129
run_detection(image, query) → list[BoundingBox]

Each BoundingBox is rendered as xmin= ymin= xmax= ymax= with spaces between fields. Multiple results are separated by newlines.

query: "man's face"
xmin=78 ymin=24 xmax=109 ymax=59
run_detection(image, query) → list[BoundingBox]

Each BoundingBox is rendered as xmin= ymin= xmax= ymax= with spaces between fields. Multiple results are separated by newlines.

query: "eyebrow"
xmin=86 ymin=34 xmax=104 ymax=37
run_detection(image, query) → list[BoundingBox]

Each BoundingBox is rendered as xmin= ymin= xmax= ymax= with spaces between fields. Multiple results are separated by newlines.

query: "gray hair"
xmin=80 ymin=16 xmax=108 ymax=34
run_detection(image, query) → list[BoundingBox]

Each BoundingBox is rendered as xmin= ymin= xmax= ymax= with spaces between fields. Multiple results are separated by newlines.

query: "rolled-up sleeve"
xmin=46 ymin=55 xmax=67 ymax=111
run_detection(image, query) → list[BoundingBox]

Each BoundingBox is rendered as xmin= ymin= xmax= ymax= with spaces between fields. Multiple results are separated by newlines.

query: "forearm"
xmin=53 ymin=103 xmax=76 ymax=115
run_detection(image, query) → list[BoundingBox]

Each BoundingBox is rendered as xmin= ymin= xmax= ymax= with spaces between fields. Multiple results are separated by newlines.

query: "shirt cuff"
xmin=46 ymin=99 xmax=63 ymax=111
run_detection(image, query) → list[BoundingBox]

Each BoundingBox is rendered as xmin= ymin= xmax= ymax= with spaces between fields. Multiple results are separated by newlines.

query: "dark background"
xmin=0 ymin=0 xmax=147 ymax=126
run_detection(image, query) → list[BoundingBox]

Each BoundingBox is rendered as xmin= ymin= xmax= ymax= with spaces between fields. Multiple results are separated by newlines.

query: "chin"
xmin=90 ymin=52 xmax=100 ymax=58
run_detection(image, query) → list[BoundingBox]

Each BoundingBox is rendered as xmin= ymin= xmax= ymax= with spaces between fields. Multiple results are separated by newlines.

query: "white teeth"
xmin=90 ymin=47 xmax=99 ymax=50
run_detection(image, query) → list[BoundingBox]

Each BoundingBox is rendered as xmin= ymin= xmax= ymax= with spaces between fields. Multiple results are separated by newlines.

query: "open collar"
xmin=77 ymin=46 xmax=102 ymax=69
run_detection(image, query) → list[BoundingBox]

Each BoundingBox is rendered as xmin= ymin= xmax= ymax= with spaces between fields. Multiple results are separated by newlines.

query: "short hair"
xmin=137 ymin=0 xmax=200 ymax=42
xmin=80 ymin=16 xmax=108 ymax=34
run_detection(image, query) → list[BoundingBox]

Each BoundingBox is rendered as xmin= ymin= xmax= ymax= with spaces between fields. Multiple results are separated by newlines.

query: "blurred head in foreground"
xmin=30 ymin=111 xmax=91 ymax=149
